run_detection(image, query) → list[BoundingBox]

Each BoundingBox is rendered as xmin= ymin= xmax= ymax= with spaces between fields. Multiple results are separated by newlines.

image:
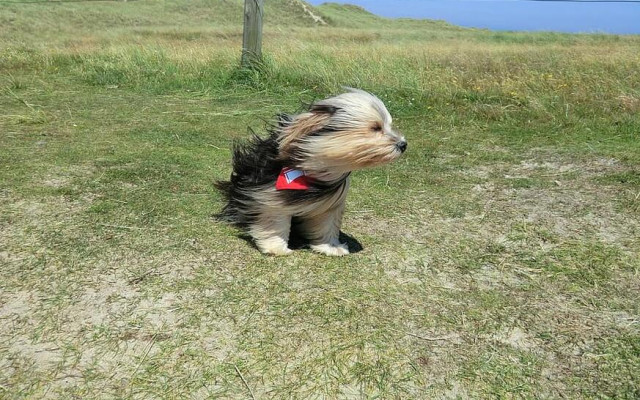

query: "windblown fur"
xmin=216 ymin=89 xmax=407 ymax=256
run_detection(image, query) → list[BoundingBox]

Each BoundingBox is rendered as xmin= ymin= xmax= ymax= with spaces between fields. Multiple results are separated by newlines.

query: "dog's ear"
xmin=279 ymin=111 xmax=332 ymax=158
xmin=310 ymin=104 xmax=338 ymax=115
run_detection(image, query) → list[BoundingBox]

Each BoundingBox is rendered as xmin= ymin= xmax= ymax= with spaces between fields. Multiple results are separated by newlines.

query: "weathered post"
xmin=241 ymin=0 xmax=264 ymax=68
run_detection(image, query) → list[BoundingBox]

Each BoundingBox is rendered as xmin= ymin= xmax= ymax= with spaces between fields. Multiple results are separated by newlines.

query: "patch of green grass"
xmin=547 ymin=242 xmax=626 ymax=287
xmin=586 ymin=334 xmax=640 ymax=399
xmin=459 ymin=348 xmax=543 ymax=398
xmin=597 ymin=171 xmax=640 ymax=186
xmin=595 ymin=172 xmax=640 ymax=213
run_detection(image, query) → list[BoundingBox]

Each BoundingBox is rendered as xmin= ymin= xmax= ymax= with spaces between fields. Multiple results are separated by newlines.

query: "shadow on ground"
xmin=236 ymin=231 xmax=363 ymax=254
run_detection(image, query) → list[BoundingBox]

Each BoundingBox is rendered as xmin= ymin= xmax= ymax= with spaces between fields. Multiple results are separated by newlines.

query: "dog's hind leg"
xmin=301 ymin=203 xmax=350 ymax=257
xmin=250 ymin=214 xmax=293 ymax=256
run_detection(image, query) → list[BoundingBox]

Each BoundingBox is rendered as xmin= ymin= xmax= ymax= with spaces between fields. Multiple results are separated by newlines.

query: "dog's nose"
xmin=396 ymin=140 xmax=407 ymax=153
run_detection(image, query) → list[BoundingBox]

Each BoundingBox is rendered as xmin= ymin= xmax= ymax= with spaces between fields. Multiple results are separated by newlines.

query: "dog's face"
xmin=279 ymin=89 xmax=407 ymax=176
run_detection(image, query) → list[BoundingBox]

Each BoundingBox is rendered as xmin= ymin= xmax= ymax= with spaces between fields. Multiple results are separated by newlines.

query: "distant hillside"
xmin=0 ymin=0 xmax=331 ymax=45
xmin=314 ymin=2 xmax=380 ymax=27
xmin=316 ymin=2 xmax=462 ymax=31
xmin=0 ymin=0 xmax=477 ymax=50
xmin=0 ymin=0 xmax=461 ymax=41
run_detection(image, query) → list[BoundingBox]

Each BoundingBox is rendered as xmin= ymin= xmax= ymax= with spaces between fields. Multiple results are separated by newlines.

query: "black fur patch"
xmin=215 ymin=128 xmax=283 ymax=226
xmin=309 ymin=104 xmax=339 ymax=115
xmin=308 ymin=126 xmax=342 ymax=137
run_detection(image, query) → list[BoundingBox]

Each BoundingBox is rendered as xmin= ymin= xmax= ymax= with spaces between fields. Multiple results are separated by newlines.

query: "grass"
xmin=1 ymin=0 xmax=639 ymax=398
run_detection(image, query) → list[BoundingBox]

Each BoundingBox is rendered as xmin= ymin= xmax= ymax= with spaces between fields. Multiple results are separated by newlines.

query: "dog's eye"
xmin=372 ymin=123 xmax=383 ymax=132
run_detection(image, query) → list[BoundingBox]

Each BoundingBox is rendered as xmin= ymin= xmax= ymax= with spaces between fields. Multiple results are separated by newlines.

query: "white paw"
xmin=262 ymin=247 xmax=293 ymax=256
xmin=258 ymin=243 xmax=293 ymax=256
xmin=310 ymin=242 xmax=350 ymax=257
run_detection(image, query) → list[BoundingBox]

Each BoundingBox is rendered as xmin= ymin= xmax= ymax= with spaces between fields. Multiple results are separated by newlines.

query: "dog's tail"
xmin=213 ymin=180 xmax=232 ymax=196
xmin=214 ymin=114 xmax=293 ymax=226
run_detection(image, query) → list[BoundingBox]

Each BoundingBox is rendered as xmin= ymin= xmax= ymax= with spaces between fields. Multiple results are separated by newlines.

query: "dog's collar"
xmin=275 ymin=168 xmax=350 ymax=191
xmin=276 ymin=168 xmax=312 ymax=190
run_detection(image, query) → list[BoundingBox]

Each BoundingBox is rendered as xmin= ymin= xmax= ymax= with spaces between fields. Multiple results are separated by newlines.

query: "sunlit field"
xmin=1 ymin=1 xmax=639 ymax=398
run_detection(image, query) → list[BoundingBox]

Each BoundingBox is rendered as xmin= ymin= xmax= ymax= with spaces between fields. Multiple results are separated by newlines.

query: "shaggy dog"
xmin=216 ymin=88 xmax=407 ymax=256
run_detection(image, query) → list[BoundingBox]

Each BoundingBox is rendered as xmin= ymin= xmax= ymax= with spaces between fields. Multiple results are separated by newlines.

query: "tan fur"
xmin=297 ymin=129 xmax=399 ymax=173
xmin=278 ymin=112 xmax=331 ymax=159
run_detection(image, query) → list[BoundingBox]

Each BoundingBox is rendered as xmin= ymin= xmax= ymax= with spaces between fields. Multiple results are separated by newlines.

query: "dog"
xmin=216 ymin=88 xmax=407 ymax=256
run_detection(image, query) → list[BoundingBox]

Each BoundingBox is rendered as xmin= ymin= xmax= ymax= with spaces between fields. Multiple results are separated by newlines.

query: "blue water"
xmin=307 ymin=0 xmax=640 ymax=34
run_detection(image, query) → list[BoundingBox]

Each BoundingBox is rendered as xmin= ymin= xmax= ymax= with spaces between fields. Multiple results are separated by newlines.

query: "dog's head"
xmin=278 ymin=88 xmax=407 ymax=177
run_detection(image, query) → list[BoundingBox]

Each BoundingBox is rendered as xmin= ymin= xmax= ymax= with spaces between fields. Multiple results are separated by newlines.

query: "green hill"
xmin=0 ymin=0 xmax=333 ymax=46
xmin=317 ymin=2 xmax=460 ymax=30
xmin=316 ymin=2 xmax=380 ymax=26
xmin=2 ymin=0 xmax=613 ymax=47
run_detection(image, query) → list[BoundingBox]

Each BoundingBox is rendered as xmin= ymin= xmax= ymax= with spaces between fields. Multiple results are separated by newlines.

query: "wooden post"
xmin=241 ymin=0 xmax=264 ymax=68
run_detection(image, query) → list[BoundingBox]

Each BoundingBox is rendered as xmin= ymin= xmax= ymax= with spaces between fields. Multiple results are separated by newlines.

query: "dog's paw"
xmin=255 ymin=236 xmax=293 ymax=256
xmin=261 ymin=246 xmax=293 ymax=256
xmin=311 ymin=242 xmax=350 ymax=257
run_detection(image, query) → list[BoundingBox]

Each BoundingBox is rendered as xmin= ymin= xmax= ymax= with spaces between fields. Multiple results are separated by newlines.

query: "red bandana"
xmin=276 ymin=168 xmax=311 ymax=190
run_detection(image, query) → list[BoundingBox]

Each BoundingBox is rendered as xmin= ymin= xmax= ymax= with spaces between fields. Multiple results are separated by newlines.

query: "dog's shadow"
xmin=238 ymin=231 xmax=363 ymax=254
xmin=290 ymin=231 xmax=363 ymax=253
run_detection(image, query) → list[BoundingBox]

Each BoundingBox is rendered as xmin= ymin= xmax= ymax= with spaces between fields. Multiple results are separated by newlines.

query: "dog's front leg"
xmin=250 ymin=214 xmax=293 ymax=256
xmin=303 ymin=203 xmax=349 ymax=257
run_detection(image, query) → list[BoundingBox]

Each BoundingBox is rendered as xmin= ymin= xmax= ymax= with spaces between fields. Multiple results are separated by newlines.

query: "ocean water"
xmin=307 ymin=0 xmax=640 ymax=34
